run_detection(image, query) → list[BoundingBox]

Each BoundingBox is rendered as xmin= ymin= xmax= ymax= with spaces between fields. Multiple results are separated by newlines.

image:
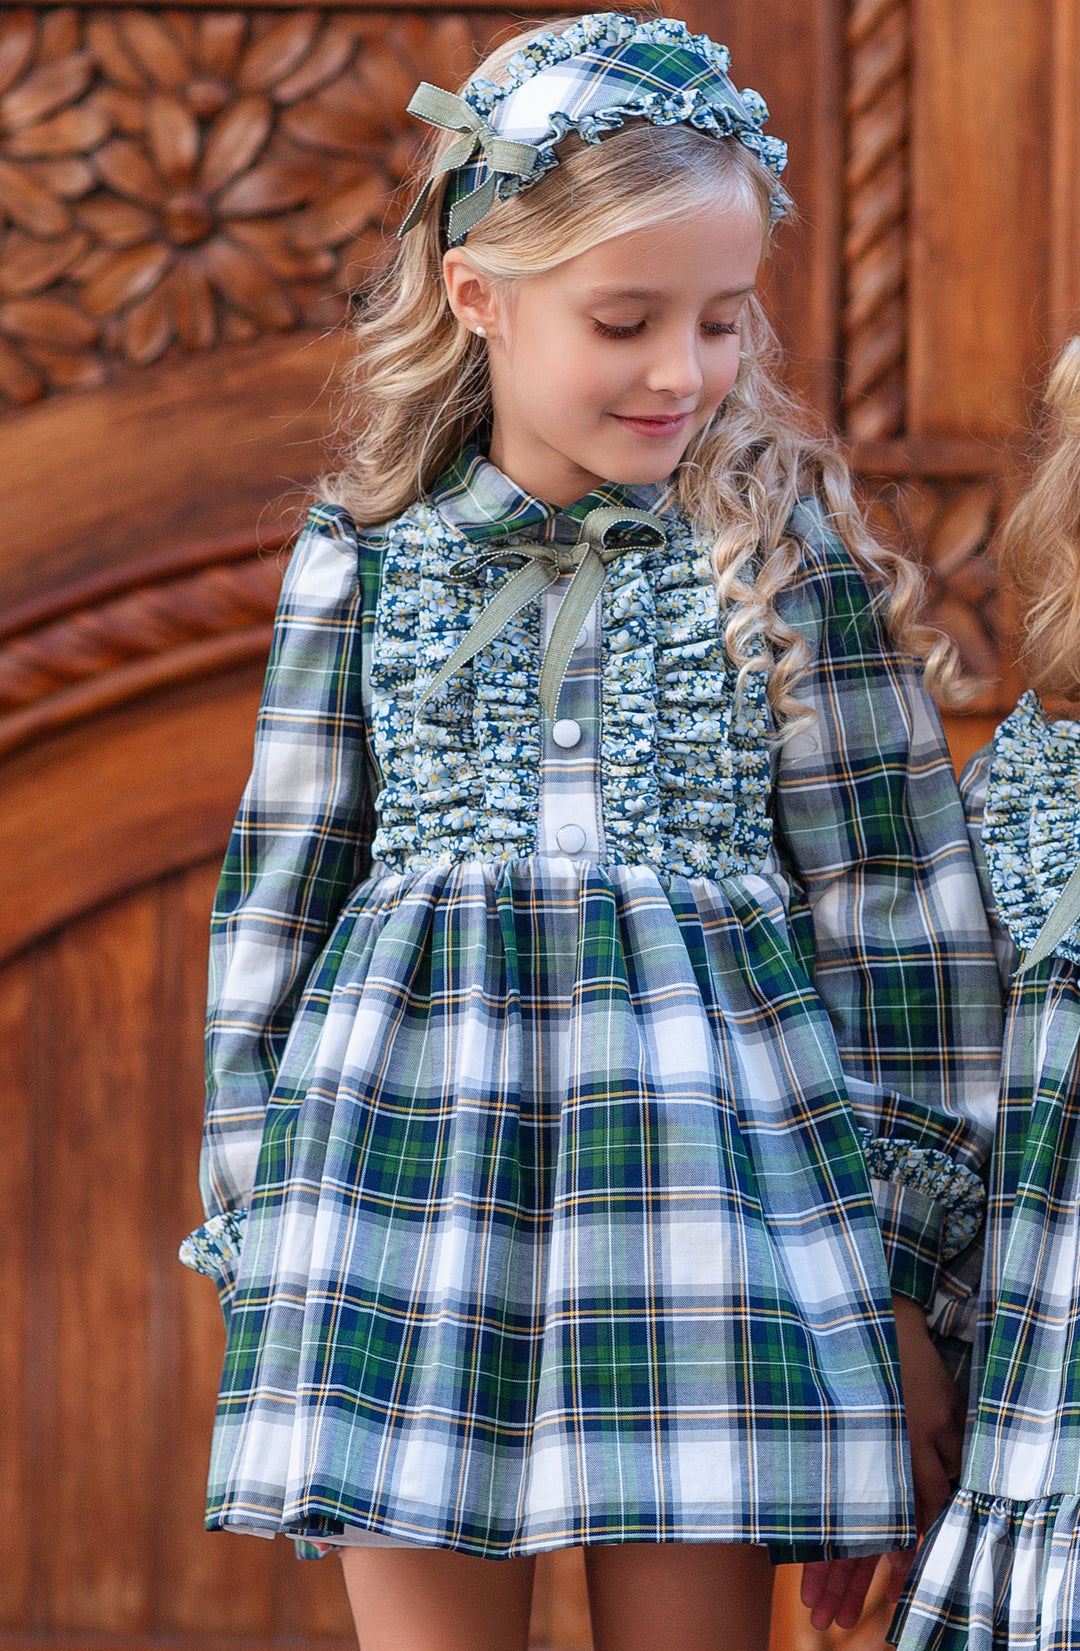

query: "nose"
xmin=644 ymin=327 xmax=704 ymax=402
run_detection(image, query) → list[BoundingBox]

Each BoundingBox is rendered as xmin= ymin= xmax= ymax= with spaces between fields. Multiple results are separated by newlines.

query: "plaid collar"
xmin=430 ymin=443 xmax=674 ymax=546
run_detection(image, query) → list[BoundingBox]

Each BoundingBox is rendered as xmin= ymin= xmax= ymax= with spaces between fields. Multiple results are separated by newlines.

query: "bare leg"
xmin=340 ymin=1546 xmax=536 ymax=1651
xmin=585 ymin=1542 xmax=774 ymax=1651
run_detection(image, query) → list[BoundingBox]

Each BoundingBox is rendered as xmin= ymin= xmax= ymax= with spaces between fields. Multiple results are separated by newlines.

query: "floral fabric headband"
xmin=400 ymin=12 xmax=790 ymax=247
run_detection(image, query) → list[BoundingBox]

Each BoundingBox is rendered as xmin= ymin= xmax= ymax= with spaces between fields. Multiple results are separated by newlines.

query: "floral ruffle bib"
xmin=367 ymin=502 xmax=773 ymax=882
xmin=983 ymin=688 xmax=1080 ymax=966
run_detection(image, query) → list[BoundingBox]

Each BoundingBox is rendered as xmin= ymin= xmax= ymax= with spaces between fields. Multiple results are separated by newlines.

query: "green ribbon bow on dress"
xmin=1018 ymin=858 xmax=1080 ymax=975
xmin=416 ymin=504 xmax=668 ymax=723
xmin=398 ymin=83 xmax=540 ymax=244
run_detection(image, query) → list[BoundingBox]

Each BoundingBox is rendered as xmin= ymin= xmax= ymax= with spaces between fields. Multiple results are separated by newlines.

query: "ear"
xmin=442 ymin=248 xmax=500 ymax=337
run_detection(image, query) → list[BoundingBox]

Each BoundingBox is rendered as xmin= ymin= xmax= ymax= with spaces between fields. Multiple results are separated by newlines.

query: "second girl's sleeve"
xmin=179 ymin=503 xmax=375 ymax=1310
xmin=772 ymin=500 xmax=1004 ymax=1310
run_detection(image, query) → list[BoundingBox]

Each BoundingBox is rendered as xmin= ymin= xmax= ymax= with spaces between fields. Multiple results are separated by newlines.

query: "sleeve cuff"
xmin=870 ymin=1179 xmax=942 ymax=1307
xmin=860 ymin=1132 xmax=985 ymax=1310
xmin=179 ymin=1207 xmax=247 ymax=1315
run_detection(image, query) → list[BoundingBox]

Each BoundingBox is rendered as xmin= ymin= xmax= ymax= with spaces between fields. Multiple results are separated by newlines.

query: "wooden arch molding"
xmin=0 ymin=327 xmax=345 ymax=963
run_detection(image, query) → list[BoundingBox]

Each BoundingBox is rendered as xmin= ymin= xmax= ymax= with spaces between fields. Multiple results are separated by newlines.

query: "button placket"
xmin=537 ymin=577 xmax=604 ymax=861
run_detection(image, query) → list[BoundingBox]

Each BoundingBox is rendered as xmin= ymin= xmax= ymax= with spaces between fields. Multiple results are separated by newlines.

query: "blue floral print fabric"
xmin=982 ymin=689 xmax=1080 ymax=967
xmin=368 ymin=493 xmax=772 ymax=880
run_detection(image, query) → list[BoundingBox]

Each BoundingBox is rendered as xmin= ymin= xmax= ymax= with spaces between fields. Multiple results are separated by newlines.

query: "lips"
xmin=610 ymin=412 xmax=692 ymax=438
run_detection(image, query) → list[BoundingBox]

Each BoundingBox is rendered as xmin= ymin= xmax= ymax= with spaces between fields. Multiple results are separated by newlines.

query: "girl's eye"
xmin=592 ymin=320 xmax=645 ymax=340
xmin=591 ymin=319 xmax=741 ymax=341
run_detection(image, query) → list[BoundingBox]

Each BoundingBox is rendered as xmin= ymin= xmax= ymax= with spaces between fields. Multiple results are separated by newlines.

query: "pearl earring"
xmin=475 ymin=325 xmax=486 ymax=337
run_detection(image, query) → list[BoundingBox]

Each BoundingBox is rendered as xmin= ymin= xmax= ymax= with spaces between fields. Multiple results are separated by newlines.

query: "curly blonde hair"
xmin=324 ymin=16 xmax=959 ymax=728
xmin=1001 ymin=337 xmax=1080 ymax=707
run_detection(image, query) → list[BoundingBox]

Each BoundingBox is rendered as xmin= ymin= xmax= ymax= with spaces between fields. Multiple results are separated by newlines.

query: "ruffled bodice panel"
xmin=983 ymin=690 xmax=1080 ymax=966
xmin=368 ymin=503 xmax=773 ymax=881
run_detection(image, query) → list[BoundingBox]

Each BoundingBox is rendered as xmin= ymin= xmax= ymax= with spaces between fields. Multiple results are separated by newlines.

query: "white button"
xmin=573 ymin=624 xmax=590 ymax=652
xmin=552 ymin=718 xmax=581 ymax=748
xmin=556 ymin=823 xmax=587 ymax=854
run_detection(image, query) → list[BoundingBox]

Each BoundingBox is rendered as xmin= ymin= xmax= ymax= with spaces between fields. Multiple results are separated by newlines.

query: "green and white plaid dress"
xmin=893 ymin=695 xmax=1080 ymax=1650
xmin=182 ymin=448 xmax=1002 ymax=1559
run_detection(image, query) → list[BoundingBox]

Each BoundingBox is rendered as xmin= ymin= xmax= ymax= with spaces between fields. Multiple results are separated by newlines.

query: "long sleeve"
xmin=772 ymin=500 xmax=1003 ymax=1309
xmin=179 ymin=503 xmax=373 ymax=1304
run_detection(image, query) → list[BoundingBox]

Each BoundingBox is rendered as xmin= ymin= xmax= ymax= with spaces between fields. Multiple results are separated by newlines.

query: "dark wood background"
xmin=0 ymin=3 xmax=1073 ymax=1647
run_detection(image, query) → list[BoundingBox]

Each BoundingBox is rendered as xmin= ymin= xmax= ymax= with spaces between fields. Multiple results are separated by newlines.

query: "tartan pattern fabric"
xmin=192 ymin=456 xmax=1002 ymax=1557
xmin=431 ymin=13 xmax=789 ymax=245
xmin=893 ymin=747 xmax=1080 ymax=1650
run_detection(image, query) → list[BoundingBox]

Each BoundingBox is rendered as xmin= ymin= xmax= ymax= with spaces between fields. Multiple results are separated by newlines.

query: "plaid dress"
xmin=183 ymin=449 xmax=1001 ymax=1559
xmin=893 ymin=697 xmax=1080 ymax=1651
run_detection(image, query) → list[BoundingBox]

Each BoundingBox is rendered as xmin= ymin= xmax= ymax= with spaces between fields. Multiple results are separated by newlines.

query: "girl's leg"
xmin=584 ymin=1541 xmax=774 ymax=1651
xmin=340 ymin=1546 xmax=536 ymax=1651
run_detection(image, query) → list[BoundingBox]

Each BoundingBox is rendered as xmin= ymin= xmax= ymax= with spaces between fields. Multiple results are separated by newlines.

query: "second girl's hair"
xmin=1001 ymin=336 xmax=1080 ymax=706
xmin=325 ymin=17 xmax=961 ymax=728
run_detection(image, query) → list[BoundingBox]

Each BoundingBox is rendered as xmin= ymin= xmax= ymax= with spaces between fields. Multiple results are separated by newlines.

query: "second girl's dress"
xmin=182 ymin=447 xmax=1002 ymax=1559
xmin=894 ymin=693 xmax=1080 ymax=1649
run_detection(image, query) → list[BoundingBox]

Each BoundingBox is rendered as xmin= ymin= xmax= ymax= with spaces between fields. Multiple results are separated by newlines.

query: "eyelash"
xmin=591 ymin=320 xmax=740 ymax=340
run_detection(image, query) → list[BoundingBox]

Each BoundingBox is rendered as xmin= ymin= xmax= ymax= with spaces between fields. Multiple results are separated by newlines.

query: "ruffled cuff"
xmin=860 ymin=1133 xmax=984 ymax=1309
xmin=178 ymin=1207 xmax=247 ymax=1316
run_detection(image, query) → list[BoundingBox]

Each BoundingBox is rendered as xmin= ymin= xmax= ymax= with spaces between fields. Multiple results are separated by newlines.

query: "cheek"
xmin=533 ymin=340 xmax=622 ymax=417
xmin=707 ymin=340 xmax=743 ymax=404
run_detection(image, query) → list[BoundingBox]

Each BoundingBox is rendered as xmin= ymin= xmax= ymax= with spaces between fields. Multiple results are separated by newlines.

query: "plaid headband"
xmin=400 ymin=12 xmax=790 ymax=247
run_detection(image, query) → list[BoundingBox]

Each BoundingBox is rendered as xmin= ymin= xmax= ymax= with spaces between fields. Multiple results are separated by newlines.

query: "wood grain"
xmin=36 ymin=891 xmax=159 ymax=1630
xmin=0 ymin=330 xmax=337 ymax=616
xmin=0 ymin=961 xmax=31 ymax=1630
xmin=908 ymin=0 xmax=1052 ymax=435
xmin=156 ymin=862 xmax=278 ymax=1635
xmin=0 ymin=667 xmax=264 ymax=963
xmin=1050 ymin=0 xmax=1080 ymax=342
xmin=0 ymin=9 xmax=519 ymax=400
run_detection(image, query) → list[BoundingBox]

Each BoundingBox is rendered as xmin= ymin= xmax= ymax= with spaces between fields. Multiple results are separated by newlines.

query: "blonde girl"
xmin=181 ymin=15 xmax=1002 ymax=1650
xmin=892 ymin=341 xmax=1080 ymax=1650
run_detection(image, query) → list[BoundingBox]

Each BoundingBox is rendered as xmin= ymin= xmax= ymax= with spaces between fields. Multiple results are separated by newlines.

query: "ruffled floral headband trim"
xmin=400 ymin=12 xmax=790 ymax=247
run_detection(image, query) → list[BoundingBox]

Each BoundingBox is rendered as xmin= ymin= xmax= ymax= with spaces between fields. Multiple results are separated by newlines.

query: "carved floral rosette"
xmin=0 ymin=6 xmax=495 ymax=400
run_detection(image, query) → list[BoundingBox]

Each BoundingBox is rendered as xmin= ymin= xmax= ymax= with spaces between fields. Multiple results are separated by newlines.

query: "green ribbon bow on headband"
xmin=399 ymin=83 xmax=540 ymax=243
xmin=416 ymin=505 xmax=667 ymax=724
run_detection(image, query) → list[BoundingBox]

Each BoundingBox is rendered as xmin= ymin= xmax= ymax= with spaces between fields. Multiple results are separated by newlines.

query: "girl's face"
xmin=443 ymin=198 xmax=765 ymax=506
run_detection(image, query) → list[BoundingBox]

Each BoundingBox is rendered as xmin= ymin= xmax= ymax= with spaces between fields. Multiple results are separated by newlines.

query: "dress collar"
xmin=429 ymin=443 xmax=674 ymax=545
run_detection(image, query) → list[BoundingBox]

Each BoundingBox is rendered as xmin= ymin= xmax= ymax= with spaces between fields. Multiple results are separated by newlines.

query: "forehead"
xmin=554 ymin=200 xmax=765 ymax=292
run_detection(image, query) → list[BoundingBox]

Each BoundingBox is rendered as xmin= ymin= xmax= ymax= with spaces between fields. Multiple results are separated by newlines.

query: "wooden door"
xmin=0 ymin=4 xmax=1073 ymax=1649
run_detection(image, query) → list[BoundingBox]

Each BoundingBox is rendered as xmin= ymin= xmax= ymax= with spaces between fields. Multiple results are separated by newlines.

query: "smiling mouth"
xmin=611 ymin=412 xmax=692 ymax=436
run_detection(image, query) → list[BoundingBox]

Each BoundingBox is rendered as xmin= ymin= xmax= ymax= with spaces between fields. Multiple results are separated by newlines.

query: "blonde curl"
xmin=1001 ymin=336 xmax=1080 ymax=707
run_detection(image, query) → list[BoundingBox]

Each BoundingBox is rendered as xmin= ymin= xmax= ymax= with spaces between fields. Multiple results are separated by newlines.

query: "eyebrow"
xmin=585 ymin=284 xmax=758 ymax=301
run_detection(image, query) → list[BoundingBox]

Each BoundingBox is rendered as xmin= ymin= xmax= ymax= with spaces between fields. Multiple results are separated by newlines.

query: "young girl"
xmin=890 ymin=340 xmax=1080 ymax=1650
xmin=180 ymin=15 xmax=1003 ymax=1649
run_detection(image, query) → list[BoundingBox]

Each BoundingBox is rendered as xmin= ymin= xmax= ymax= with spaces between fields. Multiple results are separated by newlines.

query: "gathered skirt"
xmin=891 ymin=1492 xmax=1080 ymax=1651
xmin=207 ymin=857 xmax=912 ymax=1557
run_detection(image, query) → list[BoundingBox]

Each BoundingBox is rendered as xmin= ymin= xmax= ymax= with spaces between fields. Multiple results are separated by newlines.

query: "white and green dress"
xmin=182 ymin=446 xmax=1002 ymax=1560
xmin=895 ymin=691 xmax=1080 ymax=1650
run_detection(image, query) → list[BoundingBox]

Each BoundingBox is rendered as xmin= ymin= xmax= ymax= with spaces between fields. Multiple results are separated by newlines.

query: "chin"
xmin=602 ymin=447 xmax=691 ymax=486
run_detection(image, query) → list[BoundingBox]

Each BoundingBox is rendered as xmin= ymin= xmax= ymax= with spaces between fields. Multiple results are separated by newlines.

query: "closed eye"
xmin=592 ymin=319 xmax=645 ymax=340
xmin=591 ymin=319 xmax=741 ymax=341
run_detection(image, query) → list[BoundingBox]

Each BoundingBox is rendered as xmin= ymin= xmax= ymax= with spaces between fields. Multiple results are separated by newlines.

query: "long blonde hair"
xmin=1001 ymin=337 xmax=1080 ymax=706
xmin=325 ymin=16 xmax=959 ymax=727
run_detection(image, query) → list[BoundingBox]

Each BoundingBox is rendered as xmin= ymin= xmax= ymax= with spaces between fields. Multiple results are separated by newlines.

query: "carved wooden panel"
xmin=0 ymin=7 xmax=514 ymax=400
xmin=843 ymin=0 xmax=908 ymax=440
xmin=2 ymin=4 xmax=1078 ymax=1651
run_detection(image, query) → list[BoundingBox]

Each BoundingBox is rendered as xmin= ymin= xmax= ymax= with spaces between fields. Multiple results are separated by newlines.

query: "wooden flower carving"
xmin=0 ymin=7 xmax=497 ymax=402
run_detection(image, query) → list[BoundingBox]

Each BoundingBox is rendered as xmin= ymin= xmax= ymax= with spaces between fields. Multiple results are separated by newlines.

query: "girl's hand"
xmin=799 ymin=1549 xmax=916 ymax=1632
xmin=891 ymin=1291 xmax=965 ymax=1534
xmin=799 ymin=1296 xmax=962 ymax=1632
